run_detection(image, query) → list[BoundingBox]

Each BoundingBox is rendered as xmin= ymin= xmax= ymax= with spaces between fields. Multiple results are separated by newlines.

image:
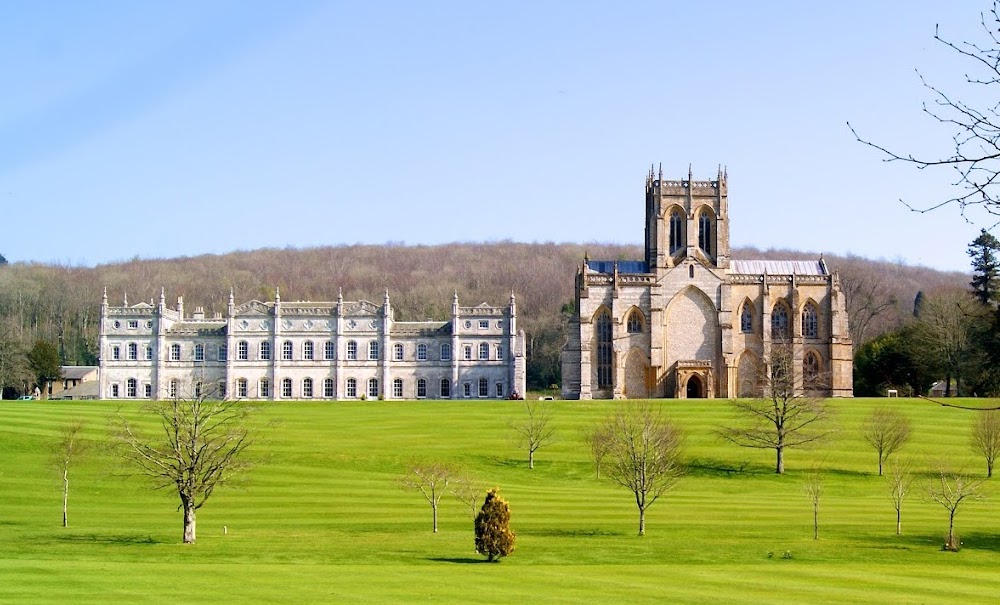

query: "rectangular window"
xmin=324 ymin=341 xmax=335 ymax=360
xmin=260 ymin=341 xmax=271 ymax=361
xmin=127 ymin=343 xmax=137 ymax=360
xmin=463 ymin=345 xmax=472 ymax=361
xmin=259 ymin=379 xmax=270 ymax=398
xmin=170 ymin=344 xmax=181 ymax=361
xmin=111 ymin=383 xmax=120 ymax=398
xmin=479 ymin=378 xmax=489 ymax=398
xmin=218 ymin=345 xmax=227 ymax=362
xmin=463 ymin=382 xmax=471 ymax=398
xmin=303 ymin=379 xmax=313 ymax=398
xmin=479 ymin=320 xmax=489 ymax=329
xmin=479 ymin=343 xmax=489 ymax=360
xmin=237 ymin=379 xmax=248 ymax=398
xmin=127 ymin=320 xmax=139 ymax=329
xmin=368 ymin=378 xmax=379 ymax=398
xmin=303 ymin=341 xmax=314 ymax=360
xmin=324 ymin=378 xmax=334 ymax=398
xmin=417 ymin=344 xmax=427 ymax=361
xmin=440 ymin=344 xmax=451 ymax=361
xmin=496 ymin=345 xmax=504 ymax=360
xmin=393 ymin=344 xmax=404 ymax=361
xmin=346 ymin=379 xmax=357 ymax=398
xmin=440 ymin=379 xmax=451 ymax=398
xmin=145 ymin=346 xmax=152 ymax=361
xmin=144 ymin=383 xmax=152 ymax=398
xmin=238 ymin=341 xmax=248 ymax=361
xmin=495 ymin=382 xmax=504 ymax=398
xmin=112 ymin=345 xmax=121 ymax=361
xmin=169 ymin=380 xmax=178 ymax=399
xmin=369 ymin=341 xmax=379 ymax=361
xmin=417 ymin=379 xmax=427 ymax=398
xmin=126 ymin=380 xmax=137 ymax=398
xmin=393 ymin=379 xmax=403 ymax=398
xmin=219 ymin=381 xmax=226 ymax=398
xmin=347 ymin=341 xmax=357 ymax=360
xmin=282 ymin=379 xmax=292 ymax=398
xmin=282 ymin=341 xmax=293 ymax=361
xmin=194 ymin=344 xmax=205 ymax=362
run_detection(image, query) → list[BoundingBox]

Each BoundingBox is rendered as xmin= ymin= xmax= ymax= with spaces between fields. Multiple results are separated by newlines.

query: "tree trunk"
xmin=878 ymin=455 xmax=883 ymax=477
xmin=182 ymin=499 xmax=197 ymax=544
xmin=638 ymin=508 xmax=645 ymax=536
xmin=432 ymin=503 xmax=438 ymax=533
xmin=896 ymin=507 xmax=901 ymax=536
xmin=988 ymin=459 xmax=993 ymax=479
xmin=529 ymin=449 xmax=534 ymax=470
xmin=812 ymin=503 xmax=819 ymax=540
xmin=62 ymin=468 xmax=68 ymax=528
xmin=947 ymin=509 xmax=956 ymax=551
xmin=776 ymin=447 xmax=785 ymax=474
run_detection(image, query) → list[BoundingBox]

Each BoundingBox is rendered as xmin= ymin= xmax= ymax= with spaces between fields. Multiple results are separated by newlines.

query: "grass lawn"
xmin=1 ymin=397 xmax=999 ymax=603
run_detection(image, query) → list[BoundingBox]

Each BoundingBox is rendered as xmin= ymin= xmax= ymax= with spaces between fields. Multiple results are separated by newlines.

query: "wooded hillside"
xmin=0 ymin=243 xmax=968 ymax=391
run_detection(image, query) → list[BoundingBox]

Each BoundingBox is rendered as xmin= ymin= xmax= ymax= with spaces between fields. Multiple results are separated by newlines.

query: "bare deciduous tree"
xmin=851 ymin=3 xmax=1000 ymax=220
xmin=803 ymin=469 xmax=822 ymax=540
xmin=971 ymin=409 xmax=1000 ymax=478
xmin=886 ymin=457 xmax=915 ymax=536
xmin=450 ymin=472 xmax=485 ymax=519
xmin=52 ymin=420 xmax=87 ymax=528
xmin=508 ymin=401 xmax=555 ymax=469
xmin=841 ymin=270 xmax=897 ymax=348
xmin=861 ymin=407 xmax=912 ymax=476
xmin=599 ymin=403 xmax=684 ymax=536
xmin=584 ymin=423 xmax=613 ymax=479
xmin=112 ymin=395 xmax=257 ymax=544
xmin=401 ymin=462 xmax=456 ymax=533
xmin=720 ymin=346 xmax=833 ymax=474
xmin=927 ymin=465 xmax=985 ymax=551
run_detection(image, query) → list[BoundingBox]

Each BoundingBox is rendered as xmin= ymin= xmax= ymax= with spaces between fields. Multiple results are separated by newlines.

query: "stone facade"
xmin=99 ymin=289 xmax=526 ymax=401
xmin=561 ymin=166 xmax=853 ymax=399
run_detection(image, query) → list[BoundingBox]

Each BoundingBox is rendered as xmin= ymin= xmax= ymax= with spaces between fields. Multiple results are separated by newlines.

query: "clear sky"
xmin=1 ymin=1 xmax=994 ymax=272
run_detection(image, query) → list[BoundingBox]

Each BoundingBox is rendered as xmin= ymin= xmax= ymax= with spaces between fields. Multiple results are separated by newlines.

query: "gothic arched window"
xmin=626 ymin=310 xmax=643 ymax=333
xmin=669 ymin=209 xmax=684 ymax=254
xmin=698 ymin=211 xmax=713 ymax=256
xmin=771 ymin=303 xmax=789 ymax=340
xmin=741 ymin=302 xmax=754 ymax=334
xmin=596 ymin=310 xmax=613 ymax=388
xmin=802 ymin=303 xmax=819 ymax=338
xmin=804 ymin=352 xmax=821 ymax=387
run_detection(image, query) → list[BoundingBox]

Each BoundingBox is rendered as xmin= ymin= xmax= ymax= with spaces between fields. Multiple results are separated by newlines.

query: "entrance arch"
xmin=686 ymin=374 xmax=704 ymax=398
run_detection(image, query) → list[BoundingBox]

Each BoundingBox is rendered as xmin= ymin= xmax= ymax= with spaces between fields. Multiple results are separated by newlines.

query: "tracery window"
xmin=669 ymin=209 xmax=684 ymax=254
xmin=626 ymin=310 xmax=643 ymax=333
xmin=802 ymin=303 xmax=819 ymax=339
xmin=699 ymin=212 xmax=712 ymax=256
xmin=771 ymin=303 xmax=789 ymax=340
xmin=741 ymin=302 xmax=754 ymax=334
xmin=804 ymin=352 xmax=821 ymax=387
xmin=596 ymin=310 xmax=613 ymax=388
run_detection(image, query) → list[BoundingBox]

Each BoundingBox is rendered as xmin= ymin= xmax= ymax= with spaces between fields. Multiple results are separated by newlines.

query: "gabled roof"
xmin=730 ymin=260 xmax=826 ymax=276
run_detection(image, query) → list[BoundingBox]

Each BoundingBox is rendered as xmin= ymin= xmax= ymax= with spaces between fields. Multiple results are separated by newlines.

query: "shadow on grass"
xmin=686 ymin=458 xmax=766 ymax=477
xmin=56 ymin=533 xmax=160 ymax=545
xmin=426 ymin=557 xmax=493 ymax=564
xmin=525 ymin=528 xmax=624 ymax=538
xmin=867 ymin=530 xmax=1000 ymax=552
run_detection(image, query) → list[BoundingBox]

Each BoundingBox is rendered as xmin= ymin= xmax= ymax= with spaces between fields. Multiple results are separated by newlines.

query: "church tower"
xmin=645 ymin=165 xmax=730 ymax=271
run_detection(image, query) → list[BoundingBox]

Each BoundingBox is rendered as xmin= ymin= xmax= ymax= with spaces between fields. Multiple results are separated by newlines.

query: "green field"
xmin=2 ymin=397 xmax=999 ymax=603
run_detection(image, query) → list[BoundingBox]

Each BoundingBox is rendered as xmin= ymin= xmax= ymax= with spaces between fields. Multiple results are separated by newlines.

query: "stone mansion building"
xmin=98 ymin=288 xmax=526 ymax=401
xmin=561 ymin=166 xmax=853 ymax=399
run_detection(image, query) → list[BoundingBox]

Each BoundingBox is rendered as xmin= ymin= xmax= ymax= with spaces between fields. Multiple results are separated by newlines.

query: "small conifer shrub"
xmin=474 ymin=488 xmax=515 ymax=562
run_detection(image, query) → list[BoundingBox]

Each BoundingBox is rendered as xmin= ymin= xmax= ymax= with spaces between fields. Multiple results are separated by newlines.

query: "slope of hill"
xmin=0 ymin=243 xmax=969 ymax=389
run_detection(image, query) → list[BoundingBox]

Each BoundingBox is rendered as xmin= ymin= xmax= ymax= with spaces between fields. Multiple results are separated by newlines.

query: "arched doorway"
xmin=686 ymin=374 xmax=704 ymax=398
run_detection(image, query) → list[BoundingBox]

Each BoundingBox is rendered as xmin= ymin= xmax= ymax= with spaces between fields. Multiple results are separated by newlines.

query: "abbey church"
xmin=561 ymin=167 xmax=853 ymax=399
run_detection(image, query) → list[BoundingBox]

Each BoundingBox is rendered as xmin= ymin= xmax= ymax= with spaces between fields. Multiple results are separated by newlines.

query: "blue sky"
xmin=1 ymin=1 xmax=994 ymax=272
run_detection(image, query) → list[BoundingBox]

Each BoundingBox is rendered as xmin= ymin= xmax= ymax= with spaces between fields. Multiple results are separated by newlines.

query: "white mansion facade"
xmin=561 ymin=166 xmax=853 ymax=399
xmin=98 ymin=288 xmax=526 ymax=401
